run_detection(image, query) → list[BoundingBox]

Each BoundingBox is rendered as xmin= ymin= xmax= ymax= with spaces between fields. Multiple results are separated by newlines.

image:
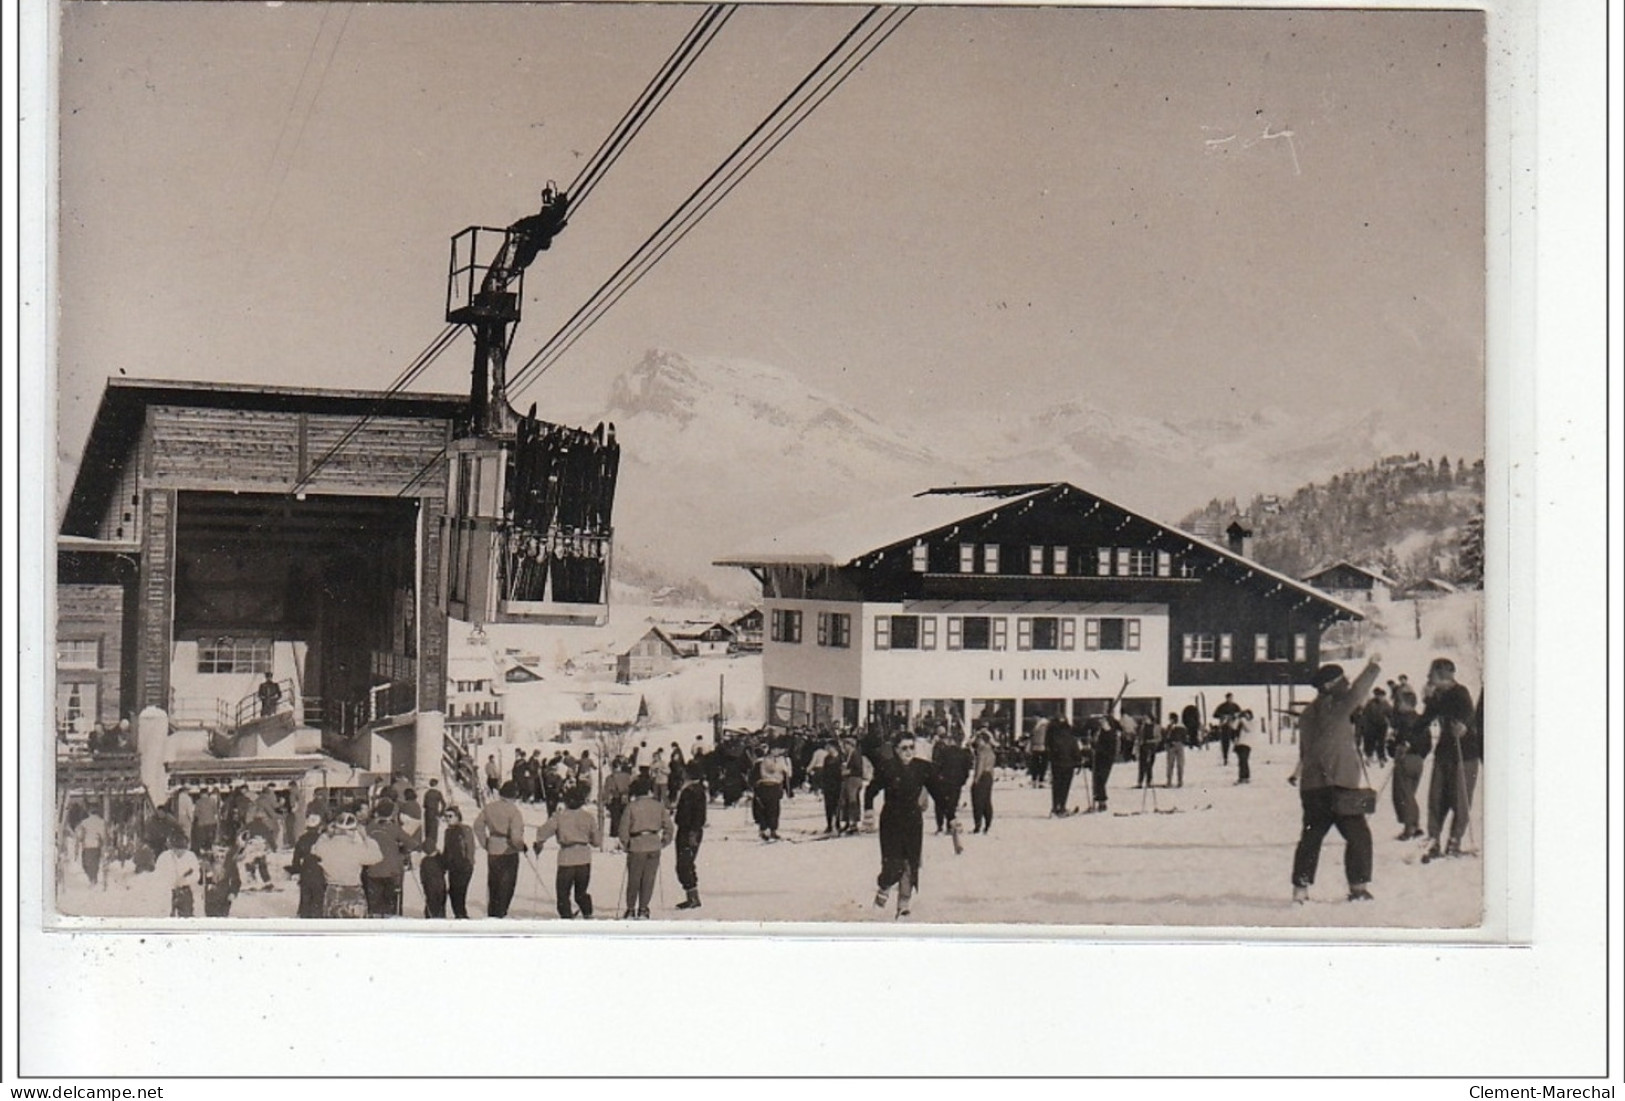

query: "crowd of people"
xmin=65 ymin=651 xmax=1481 ymax=918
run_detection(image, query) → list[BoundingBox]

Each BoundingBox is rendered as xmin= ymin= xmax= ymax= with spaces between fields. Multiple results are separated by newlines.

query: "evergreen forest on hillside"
xmin=1181 ymin=454 xmax=1485 ymax=588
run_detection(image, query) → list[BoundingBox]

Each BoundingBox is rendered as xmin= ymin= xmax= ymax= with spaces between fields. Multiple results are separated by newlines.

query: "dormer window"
xmin=911 ymin=542 xmax=928 ymax=573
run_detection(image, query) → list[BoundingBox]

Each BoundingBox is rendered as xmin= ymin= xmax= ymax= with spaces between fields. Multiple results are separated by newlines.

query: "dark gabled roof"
xmin=1302 ymin=560 xmax=1397 ymax=587
xmin=718 ymin=481 xmax=1363 ymax=621
xmin=61 ymin=377 xmax=469 ymax=536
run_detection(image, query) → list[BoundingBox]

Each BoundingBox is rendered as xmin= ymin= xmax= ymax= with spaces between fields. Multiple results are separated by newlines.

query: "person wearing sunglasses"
xmin=863 ymin=736 xmax=952 ymax=918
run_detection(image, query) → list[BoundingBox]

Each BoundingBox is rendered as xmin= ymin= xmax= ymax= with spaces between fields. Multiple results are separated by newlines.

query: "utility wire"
xmin=568 ymin=5 xmax=736 ymax=215
xmin=508 ymin=6 xmax=912 ymax=399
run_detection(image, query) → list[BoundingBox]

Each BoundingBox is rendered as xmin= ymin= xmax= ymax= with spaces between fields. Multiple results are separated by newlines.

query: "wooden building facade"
xmin=57 ymin=379 xmax=468 ymax=780
xmin=717 ymin=483 xmax=1362 ymax=739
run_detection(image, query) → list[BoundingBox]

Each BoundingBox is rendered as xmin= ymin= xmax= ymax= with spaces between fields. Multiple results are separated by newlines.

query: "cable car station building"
xmin=717 ymin=483 xmax=1363 ymax=740
xmin=57 ymin=378 xmax=468 ymax=783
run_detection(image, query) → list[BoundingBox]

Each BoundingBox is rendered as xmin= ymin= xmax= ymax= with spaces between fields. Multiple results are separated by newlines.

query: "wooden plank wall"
xmin=134 ymin=490 xmax=176 ymax=712
xmin=145 ymin=407 xmax=449 ymax=496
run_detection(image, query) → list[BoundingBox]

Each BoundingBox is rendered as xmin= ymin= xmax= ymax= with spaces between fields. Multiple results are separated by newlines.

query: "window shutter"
xmin=1052 ymin=546 xmax=1068 ymax=575
xmin=1293 ymin=633 xmax=1308 ymax=662
xmin=1029 ymin=546 xmax=1044 ymax=574
xmin=1181 ymin=634 xmax=1195 ymax=662
xmin=1060 ymin=618 xmax=1076 ymax=651
xmin=1156 ymin=550 xmax=1171 ymax=577
xmin=1127 ymin=619 xmax=1141 ymax=651
xmin=912 ymin=543 xmax=929 ymax=573
xmin=875 ymin=617 xmax=890 ymax=650
xmin=992 ymin=618 xmax=1008 ymax=651
xmin=1219 ymin=633 xmax=1234 ymax=662
xmin=1084 ymin=618 xmax=1100 ymax=650
xmin=922 ymin=617 xmax=938 ymax=650
xmin=1097 ymin=547 xmax=1112 ymax=575
xmin=983 ymin=544 xmax=1000 ymax=573
xmin=1255 ymin=634 xmax=1269 ymax=662
xmin=1016 ymin=618 xmax=1033 ymax=651
xmin=817 ymin=613 xmax=829 ymax=646
xmin=1116 ymin=548 xmax=1129 ymax=577
xmin=946 ymin=617 xmax=963 ymax=650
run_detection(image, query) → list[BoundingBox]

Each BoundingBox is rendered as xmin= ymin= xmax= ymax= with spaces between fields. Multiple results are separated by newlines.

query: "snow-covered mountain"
xmin=591 ymin=349 xmax=1419 ymax=591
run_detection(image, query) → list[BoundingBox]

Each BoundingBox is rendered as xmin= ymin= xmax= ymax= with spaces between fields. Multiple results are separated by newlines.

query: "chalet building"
xmin=716 ymin=483 xmax=1362 ymax=740
xmin=660 ymin=618 xmax=735 ymax=657
xmin=730 ymin=608 xmax=764 ymax=652
xmin=1404 ymin=577 xmax=1460 ymax=599
xmin=57 ymin=378 xmax=467 ymax=785
xmin=1302 ymin=560 xmax=1396 ymax=605
xmin=614 ymin=624 xmax=683 ymax=683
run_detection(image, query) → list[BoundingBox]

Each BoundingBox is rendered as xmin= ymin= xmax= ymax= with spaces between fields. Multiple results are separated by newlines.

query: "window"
xmin=878 ymin=615 xmax=935 ymax=651
xmin=1097 ymin=548 xmax=1113 ymax=575
xmin=57 ymin=639 xmax=100 ymax=669
xmin=197 ymin=637 xmax=273 ymax=674
xmin=911 ymin=543 xmax=929 ymax=573
xmin=1182 ymin=633 xmax=1216 ymax=662
xmin=1122 ymin=549 xmax=1156 ymax=577
xmin=1052 ymin=546 xmax=1069 ymax=576
xmin=57 ymin=681 xmax=99 ymax=734
xmin=1085 ymin=617 xmax=1141 ymax=651
xmin=770 ymin=609 xmax=802 ymax=643
xmin=1029 ymin=545 xmax=1045 ymax=575
xmin=949 ymin=615 xmax=994 ymax=650
xmin=959 ymin=544 xmax=976 ymax=573
xmin=1018 ymin=616 xmax=1068 ymax=651
xmin=982 ymin=544 xmax=1000 ymax=574
xmin=817 ymin=611 xmax=851 ymax=648
xmin=1219 ymin=633 xmax=1234 ymax=662
xmin=768 ymin=687 xmax=809 ymax=727
xmin=1251 ymin=632 xmax=1307 ymax=662
xmin=1179 ymin=559 xmax=1200 ymax=579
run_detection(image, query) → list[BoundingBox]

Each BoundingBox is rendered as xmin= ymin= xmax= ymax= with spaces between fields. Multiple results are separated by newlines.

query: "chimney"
xmin=1225 ymin=520 xmax=1254 ymax=559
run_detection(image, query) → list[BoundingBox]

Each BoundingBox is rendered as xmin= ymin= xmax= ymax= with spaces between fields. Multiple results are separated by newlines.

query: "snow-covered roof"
xmin=714 ymin=484 xmax=1051 ymax=567
xmin=716 ymin=481 xmax=1365 ymax=621
xmin=504 ymin=683 xmax=646 ymax=731
xmin=1302 ymin=560 xmax=1397 ymax=587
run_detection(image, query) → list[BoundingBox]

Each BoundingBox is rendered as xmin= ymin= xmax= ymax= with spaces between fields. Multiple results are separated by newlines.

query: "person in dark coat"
xmin=930 ymin=732 xmax=973 ymax=833
xmin=1045 ymin=718 xmax=1081 ymax=816
xmin=1387 ymin=691 xmax=1430 ymax=839
xmin=439 ymin=806 xmax=478 ymax=919
xmin=1090 ymin=716 xmax=1122 ymax=813
xmin=421 ymin=779 xmax=445 ymax=850
xmin=1419 ymin=658 xmax=1480 ymax=859
xmin=290 ymin=813 xmax=327 ymax=919
xmin=863 ymin=735 xmax=950 ymax=917
xmin=362 ymin=799 xmax=418 ymax=917
xmin=816 ymin=741 xmax=844 ymax=833
xmin=673 ymin=773 xmax=707 ymax=910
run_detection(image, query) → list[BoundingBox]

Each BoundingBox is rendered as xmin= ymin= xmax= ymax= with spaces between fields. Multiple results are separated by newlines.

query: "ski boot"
xmin=1347 ymin=884 xmax=1375 ymax=902
xmin=676 ymin=888 xmax=702 ymax=910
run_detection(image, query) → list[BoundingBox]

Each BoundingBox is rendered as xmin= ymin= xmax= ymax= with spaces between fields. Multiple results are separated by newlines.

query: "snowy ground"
xmin=55 ymin=739 xmax=1482 ymax=930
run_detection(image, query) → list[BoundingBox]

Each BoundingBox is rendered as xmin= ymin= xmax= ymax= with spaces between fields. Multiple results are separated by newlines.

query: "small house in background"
xmin=660 ymin=618 xmax=735 ymax=657
xmin=1302 ymin=560 xmax=1396 ymax=605
xmin=730 ymin=608 xmax=764 ymax=652
xmin=498 ymin=651 xmax=546 ymax=684
xmin=613 ymin=623 xmax=683 ymax=684
xmin=1403 ymin=577 xmax=1460 ymax=600
xmin=503 ymin=681 xmax=649 ymax=744
xmin=1225 ymin=520 xmax=1255 ymax=559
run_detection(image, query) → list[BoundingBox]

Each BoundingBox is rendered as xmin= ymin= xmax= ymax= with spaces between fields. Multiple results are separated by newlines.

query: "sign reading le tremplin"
xmin=989 ymin=667 xmax=1106 ymax=682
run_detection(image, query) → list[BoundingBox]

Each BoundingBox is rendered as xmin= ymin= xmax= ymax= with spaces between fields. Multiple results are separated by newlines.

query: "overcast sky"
xmin=56 ymin=2 xmax=1485 ymax=495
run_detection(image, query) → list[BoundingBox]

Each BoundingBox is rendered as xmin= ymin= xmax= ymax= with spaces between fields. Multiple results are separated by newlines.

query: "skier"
xmin=751 ymin=745 xmax=789 ymax=841
xmin=1418 ymin=658 xmax=1479 ymax=860
xmin=837 ymin=735 xmax=867 ymax=834
xmin=363 ymin=798 xmax=418 ymax=917
xmin=864 ymin=735 xmax=951 ymax=917
xmin=816 ymin=739 xmax=844 ymax=834
xmin=290 ymin=813 xmax=326 ymax=918
xmin=1045 ymin=716 xmax=1081 ymax=816
xmin=310 ymin=813 xmax=382 ymax=918
xmin=931 ymin=731 xmax=972 ymax=834
xmin=473 ymin=782 xmax=528 ymax=918
xmin=1163 ymin=712 xmax=1188 ymax=788
xmin=1233 ymin=709 xmax=1256 ymax=785
xmin=1388 ymin=688 xmax=1430 ymax=839
xmin=153 ymin=832 xmax=200 ymax=917
xmin=602 ymin=759 xmax=633 ymax=840
xmin=421 ymin=779 xmax=445 ymax=850
xmin=617 ymin=775 xmax=673 ymax=919
xmin=673 ymin=771 xmax=708 ymax=910
xmin=1289 ymin=656 xmax=1383 ymax=903
xmin=969 ymin=728 xmax=997 ymax=834
xmin=1090 ymin=715 xmax=1122 ymax=812
xmin=534 ymin=782 xmax=601 ymax=919
xmin=438 ymin=806 xmax=478 ymax=919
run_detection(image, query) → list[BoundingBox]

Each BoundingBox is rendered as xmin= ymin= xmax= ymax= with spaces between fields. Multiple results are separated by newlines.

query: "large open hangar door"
xmin=171 ymin=491 xmax=421 ymax=735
